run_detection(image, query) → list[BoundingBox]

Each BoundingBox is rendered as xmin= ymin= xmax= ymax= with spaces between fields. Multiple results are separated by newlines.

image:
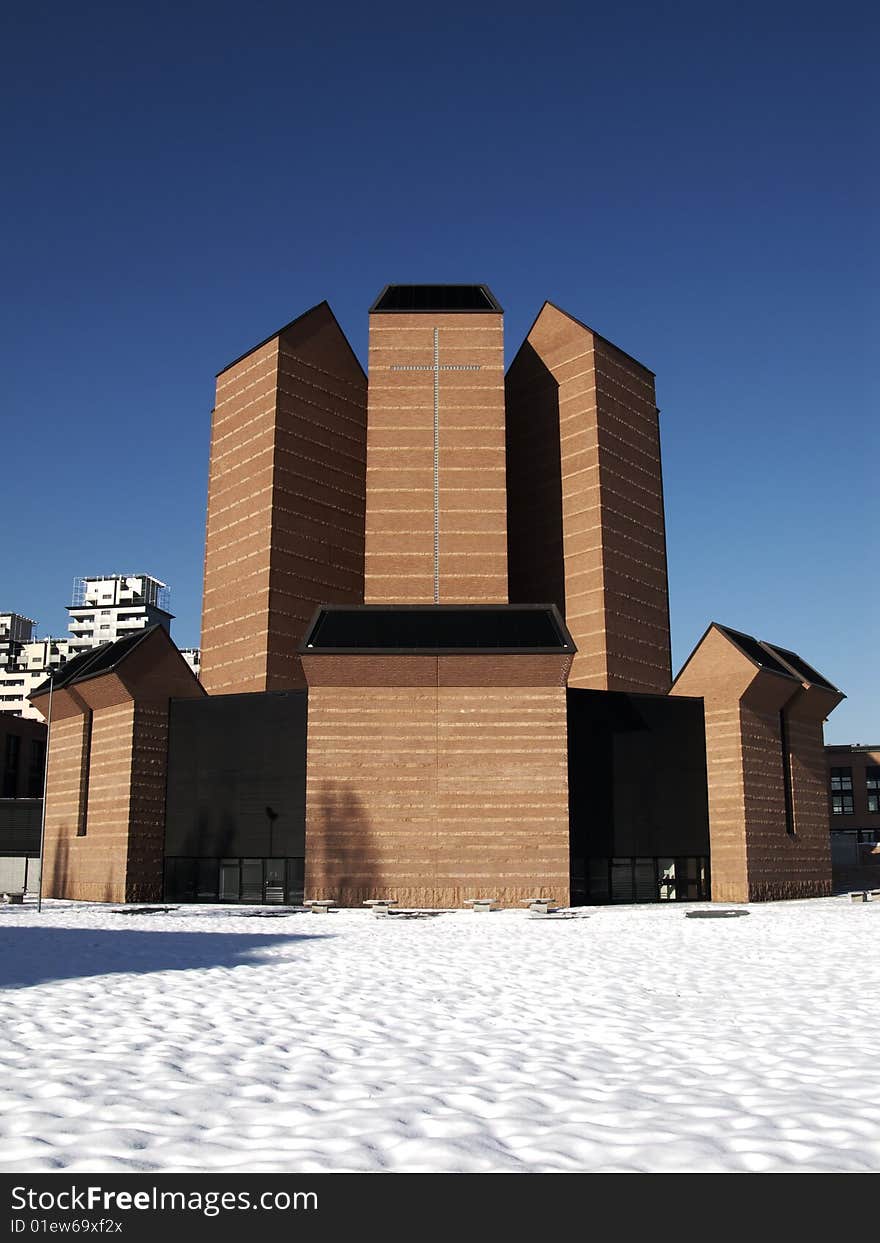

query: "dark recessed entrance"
xmin=571 ymin=855 xmax=710 ymax=905
xmin=164 ymin=856 xmax=304 ymax=905
xmin=567 ymin=689 xmax=711 ymax=905
xmin=163 ymin=690 xmax=307 ymax=905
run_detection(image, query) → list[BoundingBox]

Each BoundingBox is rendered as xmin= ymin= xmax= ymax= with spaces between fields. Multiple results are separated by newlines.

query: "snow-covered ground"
xmin=1 ymin=896 xmax=879 ymax=1173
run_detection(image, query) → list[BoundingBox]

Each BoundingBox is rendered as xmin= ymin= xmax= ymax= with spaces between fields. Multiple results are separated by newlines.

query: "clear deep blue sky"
xmin=2 ymin=1 xmax=876 ymax=741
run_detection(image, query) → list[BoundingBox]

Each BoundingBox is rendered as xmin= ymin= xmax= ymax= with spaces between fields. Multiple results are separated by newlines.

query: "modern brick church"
xmin=33 ymin=285 xmax=844 ymax=907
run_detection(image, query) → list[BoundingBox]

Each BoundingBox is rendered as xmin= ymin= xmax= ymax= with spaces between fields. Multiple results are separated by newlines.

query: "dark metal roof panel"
xmin=29 ymin=627 xmax=157 ymax=698
xmin=715 ymin=625 xmax=798 ymax=680
xmin=300 ymin=604 xmax=573 ymax=654
xmin=370 ymin=285 xmax=503 ymax=313
xmin=760 ymin=642 xmax=841 ymax=693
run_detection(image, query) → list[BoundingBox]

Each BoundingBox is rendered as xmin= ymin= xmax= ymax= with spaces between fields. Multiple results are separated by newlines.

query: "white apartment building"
xmin=179 ymin=648 xmax=202 ymax=678
xmin=1 ymin=574 xmax=202 ymax=719
xmin=0 ymin=613 xmax=37 ymax=670
xmin=0 ymin=634 xmax=75 ymax=720
xmin=67 ymin=574 xmax=173 ymax=654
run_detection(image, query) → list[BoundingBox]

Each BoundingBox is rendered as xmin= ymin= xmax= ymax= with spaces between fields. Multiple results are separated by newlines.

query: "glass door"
xmin=264 ymin=859 xmax=285 ymax=904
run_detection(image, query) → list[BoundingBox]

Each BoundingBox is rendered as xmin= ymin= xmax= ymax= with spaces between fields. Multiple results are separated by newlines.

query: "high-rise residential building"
xmin=0 ymin=636 xmax=77 ymax=719
xmin=67 ymin=575 xmax=173 ymax=654
xmin=2 ymin=575 xmax=184 ymax=720
xmin=0 ymin=614 xmax=37 ymax=670
xmin=2 ymin=615 xmax=75 ymax=719
xmin=179 ymin=648 xmax=201 ymax=679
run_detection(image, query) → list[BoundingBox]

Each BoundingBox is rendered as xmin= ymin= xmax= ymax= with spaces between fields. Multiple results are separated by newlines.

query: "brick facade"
xmin=364 ymin=311 xmax=507 ymax=604
xmin=34 ymin=286 xmax=845 ymax=910
xmin=826 ymin=744 xmax=880 ymax=890
xmin=671 ymin=625 xmax=841 ymax=902
xmin=302 ymin=651 xmax=571 ymax=908
xmin=33 ymin=628 xmax=204 ymax=903
xmin=201 ymin=303 xmax=367 ymax=694
xmin=506 ymin=303 xmax=671 ymax=693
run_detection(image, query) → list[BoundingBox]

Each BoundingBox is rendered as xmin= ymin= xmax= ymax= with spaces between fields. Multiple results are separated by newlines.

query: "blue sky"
xmin=2 ymin=1 xmax=876 ymax=741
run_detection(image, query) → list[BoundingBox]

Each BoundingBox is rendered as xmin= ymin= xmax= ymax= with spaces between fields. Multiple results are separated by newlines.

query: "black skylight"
xmin=301 ymin=606 xmax=571 ymax=652
xmin=39 ymin=644 xmax=111 ymax=692
xmin=716 ymin=625 xmax=796 ymax=679
xmin=761 ymin=643 xmax=839 ymax=692
xmin=371 ymin=285 xmax=502 ymax=313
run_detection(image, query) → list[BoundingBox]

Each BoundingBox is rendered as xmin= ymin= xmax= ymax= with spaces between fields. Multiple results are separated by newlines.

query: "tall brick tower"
xmin=505 ymin=302 xmax=672 ymax=694
xmin=302 ymin=285 xmax=573 ymax=908
xmin=200 ymin=302 xmax=368 ymax=694
xmin=364 ymin=285 xmax=508 ymax=604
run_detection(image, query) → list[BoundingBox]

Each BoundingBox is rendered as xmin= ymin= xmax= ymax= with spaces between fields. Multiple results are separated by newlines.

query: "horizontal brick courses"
xmin=365 ymin=308 xmax=507 ymax=603
xmin=304 ymin=678 xmax=570 ymax=908
xmin=506 ymin=304 xmax=671 ymax=693
xmin=201 ymin=303 xmax=367 ymax=694
xmin=671 ymin=624 xmax=840 ymax=902
xmin=37 ymin=628 xmax=205 ymax=903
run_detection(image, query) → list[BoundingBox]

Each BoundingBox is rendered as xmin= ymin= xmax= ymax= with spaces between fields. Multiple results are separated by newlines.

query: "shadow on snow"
xmin=0 ymin=925 xmax=330 ymax=990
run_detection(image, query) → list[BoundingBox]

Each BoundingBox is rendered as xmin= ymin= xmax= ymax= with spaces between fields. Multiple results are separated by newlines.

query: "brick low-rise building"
xmin=826 ymin=743 xmax=880 ymax=889
xmin=36 ymin=284 xmax=844 ymax=907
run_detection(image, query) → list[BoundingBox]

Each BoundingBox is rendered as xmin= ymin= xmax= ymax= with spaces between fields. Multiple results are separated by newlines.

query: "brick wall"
xmin=36 ymin=628 xmax=205 ymax=903
xmin=364 ymin=311 xmax=507 ymax=604
xmin=671 ymin=628 xmax=752 ymax=900
xmin=201 ymin=337 xmax=279 ymax=694
xmin=41 ymin=705 xmax=97 ymax=898
xmin=304 ymin=681 xmax=570 ymax=908
xmin=672 ymin=625 xmax=838 ymax=902
xmin=743 ymin=692 xmax=833 ymax=901
xmin=201 ymin=303 xmax=368 ymax=694
xmin=506 ymin=303 xmax=671 ymax=693
xmin=126 ymin=703 xmax=172 ymax=901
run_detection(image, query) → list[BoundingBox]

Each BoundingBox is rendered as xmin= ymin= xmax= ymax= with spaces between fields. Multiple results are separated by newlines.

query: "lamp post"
xmin=36 ymin=667 xmax=54 ymax=914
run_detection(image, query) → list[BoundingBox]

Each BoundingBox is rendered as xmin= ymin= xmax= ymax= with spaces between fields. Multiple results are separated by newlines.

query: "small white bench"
xmin=518 ymin=897 xmax=558 ymax=914
xmin=363 ymin=899 xmax=398 ymax=916
xmin=463 ymin=897 xmax=500 ymax=913
xmin=303 ymin=899 xmax=337 ymax=914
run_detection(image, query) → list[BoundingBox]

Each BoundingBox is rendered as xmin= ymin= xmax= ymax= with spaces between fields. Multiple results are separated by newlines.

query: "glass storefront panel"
xmin=196 ymin=857 xmax=219 ymax=901
xmin=574 ymin=856 xmax=710 ymax=905
xmin=165 ymin=857 xmax=305 ymax=905
xmin=658 ymin=858 xmax=676 ymax=900
xmin=219 ymin=860 xmax=240 ymax=901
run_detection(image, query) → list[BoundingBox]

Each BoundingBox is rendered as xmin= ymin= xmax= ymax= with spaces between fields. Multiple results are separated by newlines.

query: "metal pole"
xmin=36 ymin=669 xmax=54 ymax=913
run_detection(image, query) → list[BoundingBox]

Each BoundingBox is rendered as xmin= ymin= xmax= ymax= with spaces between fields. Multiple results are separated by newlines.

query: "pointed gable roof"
xmin=29 ymin=625 xmax=205 ymax=709
xmin=673 ymin=621 xmax=844 ymax=707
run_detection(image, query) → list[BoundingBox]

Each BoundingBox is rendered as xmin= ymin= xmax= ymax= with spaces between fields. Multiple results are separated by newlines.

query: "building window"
xmin=28 ymin=739 xmax=46 ymax=798
xmin=2 ymin=733 xmax=21 ymax=797
xmin=830 ymin=767 xmax=853 ymax=793
xmin=77 ymin=711 xmax=93 ymax=836
xmin=832 ymin=794 xmax=854 ymax=815
xmin=867 ymin=767 xmax=880 ymax=814
xmin=164 ymin=857 xmax=305 ymax=905
xmin=780 ymin=708 xmax=795 ymax=835
xmin=571 ymin=856 xmax=710 ymax=905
